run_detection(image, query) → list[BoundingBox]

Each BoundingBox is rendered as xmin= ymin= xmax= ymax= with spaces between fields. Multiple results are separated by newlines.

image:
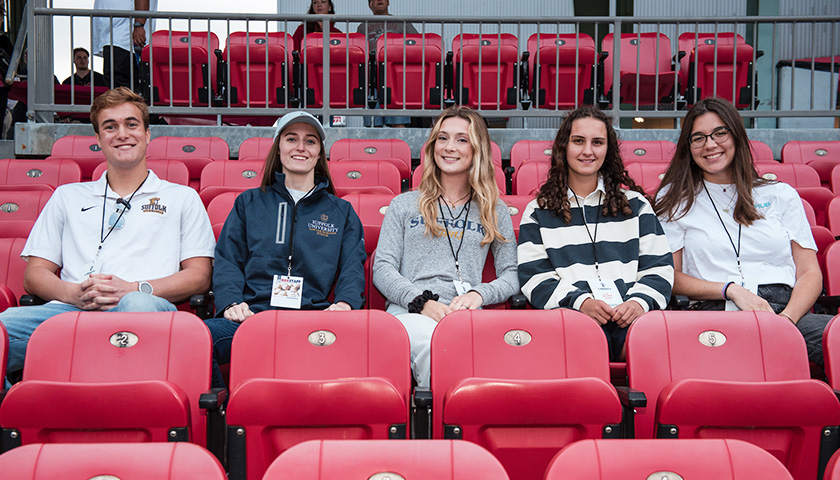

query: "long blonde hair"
xmin=417 ymin=106 xmax=505 ymax=246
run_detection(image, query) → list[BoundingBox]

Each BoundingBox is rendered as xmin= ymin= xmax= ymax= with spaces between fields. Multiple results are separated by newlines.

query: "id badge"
xmin=587 ymin=279 xmax=622 ymax=308
xmin=270 ymin=274 xmax=303 ymax=309
xmin=453 ymin=280 xmax=472 ymax=296
xmin=84 ymin=249 xmax=103 ymax=277
xmin=725 ymin=275 xmax=758 ymax=311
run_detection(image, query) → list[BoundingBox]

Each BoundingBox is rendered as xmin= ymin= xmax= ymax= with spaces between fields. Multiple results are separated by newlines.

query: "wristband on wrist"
xmin=721 ymin=281 xmax=735 ymax=300
xmin=408 ymin=290 xmax=438 ymax=314
xmin=779 ymin=312 xmax=795 ymax=323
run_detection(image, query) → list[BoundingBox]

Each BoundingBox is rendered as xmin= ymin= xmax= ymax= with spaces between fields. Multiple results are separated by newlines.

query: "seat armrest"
xmin=190 ymin=293 xmax=213 ymax=319
xmin=19 ymin=294 xmax=45 ymax=306
xmin=413 ymin=387 xmax=433 ymax=439
xmin=199 ymin=387 xmax=228 ymax=411
xmin=615 ymin=386 xmax=646 ymax=408
xmin=667 ymin=294 xmax=690 ymax=310
xmin=508 ymin=293 xmax=528 ymax=309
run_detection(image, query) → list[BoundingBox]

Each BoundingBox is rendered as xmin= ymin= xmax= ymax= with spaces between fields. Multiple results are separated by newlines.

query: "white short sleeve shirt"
xmin=22 ymin=170 xmax=215 ymax=286
xmin=92 ymin=0 xmax=158 ymax=56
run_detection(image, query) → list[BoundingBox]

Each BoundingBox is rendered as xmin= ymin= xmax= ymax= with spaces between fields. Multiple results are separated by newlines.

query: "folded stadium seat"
xmin=822 ymin=315 xmax=840 ymax=390
xmin=46 ymin=135 xmax=105 ymax=181
xmin=329 ymin=138 xmax=412 ymax=190
xmin=0 ymin=237 xmax=28 ymax=308
xmin=376 ymin=33 xmax=446 ymax=110
xmin=0 ymin=158 xmax=81 ymax=190
xmin=827 ymin=196 xmax=840 ymax=237
xmin=821 ymin=242 xmax=840 ymax=298
xmin=756 ymin=162 xmax=821 ymax=188
xmin=812 ymin=225 xmax=835 ymax=286
xmin=225 ymin=310 xmax=411 ymax=480
xmin=750 ymin=139 xmax=777 ymax=163
xmin=341 ymin=193 xmax=395 ymax=309
xmin=796 ymin=186 xmax=834 ymax=227
xmin=236 ymin=136 xmax=274 ymax=162
xmin=499 ymin=194 xmax=534 ymax=240
xmin=624 ymin=162 xmax=668 ymax=196
xmin=206 ymin=191 xmax=240 ymax=241
xmin=264 ymin=439 xmax=509 ymax=479
xmin=0 ymin=188 xmax=52 ymax=239
xmin=830 ymin=165 xmax=840 ymax=196
xmin=452 ymin=33 xmax=523 ymax=110
xmin=146 ymin=136 xmax=230 ymax=191
xmin=528 ymin=33 xmax=597 ymax=109
xmin=544 ymin=438 xmax=794 ymax=480
xmin=0 ymin=311 xmax=225 ymax=457
xmin=92 ymin=158 xmax=190 ymax=187
xmin=678 ymin=32 xmax=759 ymax=109
xmin=781 ymin=140 xmax=840 ymax=188
xmin=0 ymin=442 xmax=227 ymax=479
xmin=299 ymin=32 xmax=367 ymax=109
xmin=803 ymin=198 xmax=817 ymax=226
xmin=413 ymin=140 xmax=504 ymax=192
xmin=430 ymin=309 xmax=623 ymax=480
xmin=600 ymin=32 xmax=679 ymax=107
xmin=141 ymin=30 xmax=221 ymax=107
xmin=198 ymin=159 xmax=264 ymax=207
xmin=223 ymin=32 xmax=294 ymax=108
xmin=330 ymin=159 xmax=402 ymax=197
xmin=507 ymin=140 xmax=552 ymax=192
xmin=625 ymin=310 xmax=840 ymax=480
xmin=619 ymin=140 xmax=677 ymax=163
xmin=512 ymin=159 xmax=550 ymax=196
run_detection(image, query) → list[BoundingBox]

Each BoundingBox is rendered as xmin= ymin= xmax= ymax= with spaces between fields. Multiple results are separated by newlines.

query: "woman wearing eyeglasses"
xmin=654 ymin=97 xmax=829 ymax=366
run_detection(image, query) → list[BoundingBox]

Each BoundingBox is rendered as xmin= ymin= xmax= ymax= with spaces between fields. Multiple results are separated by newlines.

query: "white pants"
xmin=387 ymin=304 xmax=438 ymax=388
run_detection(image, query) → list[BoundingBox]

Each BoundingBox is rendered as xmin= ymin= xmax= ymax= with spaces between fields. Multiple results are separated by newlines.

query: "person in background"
xmin=292 ymin=0 xmax=342 ymax=52
xmin=63 ymin=47 xmax=108 ymax=87
xmin=654 ymin=97 xmax=829 ymax=366
xmin=518 ymin=105 xmax=674 ymax=361
xmin=92 ymin=0 xmax=157 ymax=89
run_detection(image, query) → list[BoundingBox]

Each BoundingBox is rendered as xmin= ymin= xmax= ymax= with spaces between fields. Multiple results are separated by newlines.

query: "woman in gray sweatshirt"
xmin=372 ymin=106 xmax=519 ymax=387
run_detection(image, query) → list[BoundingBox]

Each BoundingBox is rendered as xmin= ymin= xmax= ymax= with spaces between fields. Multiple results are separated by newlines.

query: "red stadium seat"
xmin=678 ymin=32 xmax=759 ymax=109
xmin=0 ymin=311 xmax=222 ymax=452
xmin=803 ymin=198 xmax=817 ymax=226
xmin=264 ymin=439 xmax=509 ymax=479
xmin=528 ymin=33 xmax=597 ymax=109
xmin=342 ymin=193 xmax=395 ymax=309
xmin=430 ymin=309 xmax=622 ymax=480
xmin=0 ymin=284 xmax=14 ymax=313
xmin=330 ymin=138 xmax=412 ymax=187
xmin=206 ymin=191 xmax=240 ymax=241
xmin=198 ymin=159 xmax=264 ymax=207
xmin=146 ymin=136 xmax=230 ymax=190
xmin=0 ymin=237 xmax=27 ymax=306
xmin=92 ymin=158 xmax=190 ymax=187
xmin=0 ymin=442 xmax=227 ymax=479
xmin=224 ymin=32 xmax=294 ymax=108
xmin=781 ymin=141 xmax=840 ymax=180
xmin=601 ymin=33 xmax=678 ymax=106
xmin=625 ymin=162 xmax=668 ymax=195
xmin=619 ymin=140 xmax=676 ymax=163
xmin=300 ymin=32 xmax=367 ymax=109
xmin=509 ymin=139 xmax=552 ymax=174
xmin=46 ymin=135 xmax=105 ymax=181
xmin=452 ymin=33 xmax=522 ymax=110
xmin=237 ymin=136 xmax=274 ymax=162
xmin=0 ymin=158 xmax=81 ymax=189
xmin=0 ymin=188 xmax=52 ymax=238
xmin=376 ymin=33 xmax=446 ymax=110
xmin=330 ymin=159 xmax=401 ymax=197
xmin=626 ymin=310 xmax=840 ymax=480
xmin=512 ymin=159 xmax=550 ymax=196
xmin=225 ymin=310 xmax=411 ymax=480
xmin=0 ymin=322 xmax=6 ymax=379
xmin=812 ymin=225 xmax=834 ymax=284
xmin=141 ymin=30 xmax=220 ymax=107
xmin=826 ymin=448 xmax=840 ymax=480
xmin=797 ymin=186 xmax=834 ymax=226
xmin=750 ymin=140 xmax=776 ymax=163
xmin=499 ymin=194 xmax=534 ymax=240
xmin=545 ymin=439 xmax=793 ymax=480
xmin=822 ymin=242 xmax=840 ymax=297
xmin=827 ymin=196 xmax=840 ymax=237
xmin=823 ymin=315 xmax=840 ymax=390
xmin=756 ymin=163 xmax=821 ymax=188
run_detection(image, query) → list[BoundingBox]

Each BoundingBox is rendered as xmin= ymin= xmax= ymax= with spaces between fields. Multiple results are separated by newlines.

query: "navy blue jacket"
xmin=213 ymin=172 xmax=366 ymax=314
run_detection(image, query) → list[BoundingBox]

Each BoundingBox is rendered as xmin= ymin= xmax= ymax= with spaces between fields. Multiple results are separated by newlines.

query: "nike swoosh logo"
xmin=81 ymin=206 xmax=96 ymax=212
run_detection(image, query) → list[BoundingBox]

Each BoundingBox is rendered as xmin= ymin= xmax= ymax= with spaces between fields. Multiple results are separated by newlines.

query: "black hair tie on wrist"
xmin=408 ymin=290 xmax=439 ymax=314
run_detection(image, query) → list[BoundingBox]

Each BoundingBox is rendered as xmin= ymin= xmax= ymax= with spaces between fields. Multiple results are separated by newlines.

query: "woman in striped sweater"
xmin=517 ymin=106 xmax=674 ymax=360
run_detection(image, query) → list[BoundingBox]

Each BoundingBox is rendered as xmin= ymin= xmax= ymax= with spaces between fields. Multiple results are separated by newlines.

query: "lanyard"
xmin=703 ymin=182 xmax=744 ymax=279
xmin=438 ymin=194 xmax=471 ymax=282
xmin=285 ymin=184 xmax=317 ymax=276
xmin=88 ymin=172 xmax=148 ymax=275
xmin=571 ymin=190 xmax=604 ymax=281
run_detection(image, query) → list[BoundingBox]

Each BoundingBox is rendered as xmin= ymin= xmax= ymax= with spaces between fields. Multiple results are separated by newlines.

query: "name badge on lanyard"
xmin=725 ymin=275 xmax=758 ymax=311
xmin=587 ymin=279 xmax=622 ymax=307
xmin=271 ymin=274 xmax=304 ymax=309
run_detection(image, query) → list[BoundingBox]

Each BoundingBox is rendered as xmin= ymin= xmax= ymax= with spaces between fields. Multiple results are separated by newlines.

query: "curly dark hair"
xmin=537 ymin=105 xmax=646 ymax=223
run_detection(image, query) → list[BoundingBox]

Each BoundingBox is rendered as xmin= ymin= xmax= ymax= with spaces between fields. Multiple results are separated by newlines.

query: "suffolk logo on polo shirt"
xmin=141 ymin=197 xmax=167 ymax=214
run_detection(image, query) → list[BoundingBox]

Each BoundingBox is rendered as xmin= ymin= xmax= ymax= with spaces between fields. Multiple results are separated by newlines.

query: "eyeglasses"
xmin=689 ymin=127 xmax=731 ymax=149
xmin=108 ymin=198 xmax=130 ymax=230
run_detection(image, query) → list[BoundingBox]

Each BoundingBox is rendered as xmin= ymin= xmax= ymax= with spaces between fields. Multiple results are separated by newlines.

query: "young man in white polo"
xmin=0 ymin=87 xmax=215 ymax=379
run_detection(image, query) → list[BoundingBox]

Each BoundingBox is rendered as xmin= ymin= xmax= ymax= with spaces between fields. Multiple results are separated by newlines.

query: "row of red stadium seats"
xmin=0 ymin=309 xmax=839 ymax=480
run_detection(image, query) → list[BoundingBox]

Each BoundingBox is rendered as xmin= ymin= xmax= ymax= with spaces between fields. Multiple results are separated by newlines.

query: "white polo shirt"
xmin=22 ymin=170 xmax=215 ymax=286
xmin=658 ymin=181 xmax=815 ymax=288
xmin=92 ymin=0 xmax=158 ymax=56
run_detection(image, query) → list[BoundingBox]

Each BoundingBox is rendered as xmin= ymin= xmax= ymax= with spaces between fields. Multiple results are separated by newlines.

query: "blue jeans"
xmin=204 ymin=317 xmax=241 ymax=389
xmin=0 ymin=292 xmax=177 ymax=379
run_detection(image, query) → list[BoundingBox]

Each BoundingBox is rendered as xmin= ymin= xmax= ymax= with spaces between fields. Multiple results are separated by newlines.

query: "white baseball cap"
xmin=273 ymin=111 xmax=326 ymax=141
